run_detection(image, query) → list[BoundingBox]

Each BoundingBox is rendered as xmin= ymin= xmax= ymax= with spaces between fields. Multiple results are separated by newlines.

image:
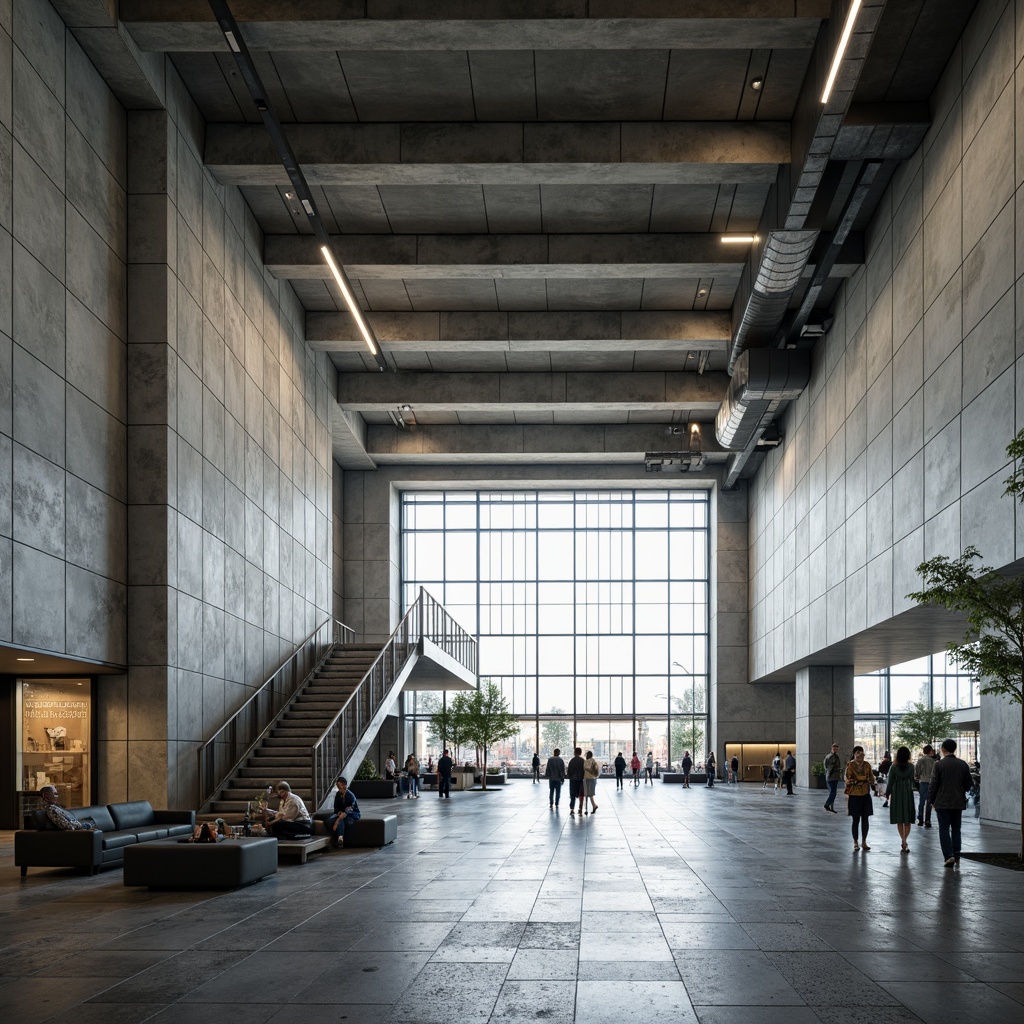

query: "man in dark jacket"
xmin=437 ymin=748 xmax=454 ymax=799
xmin=929 ymin=739 xmax=975 ymax=868
xmin=681 ymin=751 xmax=693 ymax=788
xmin=614 ymin=752 xmax=627 ymax=790
xmin=532 ymin=752 xmax=541 ymax=784
xmin=326 ymin=777 xmax=360 ymax=848
xmin=544 ymin=748 xmax=566 ymax=809
xmin=566 ymin=747 xmax=585 ymax=814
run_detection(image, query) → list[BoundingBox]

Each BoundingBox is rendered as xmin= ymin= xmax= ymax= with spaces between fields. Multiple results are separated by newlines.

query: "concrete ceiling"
xmin=113 ymin=0 xmax=977 ymax=470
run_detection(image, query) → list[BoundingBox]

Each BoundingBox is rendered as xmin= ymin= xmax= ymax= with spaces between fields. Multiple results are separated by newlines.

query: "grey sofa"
xmin=15 ymin=800 xmax=196 ymax=876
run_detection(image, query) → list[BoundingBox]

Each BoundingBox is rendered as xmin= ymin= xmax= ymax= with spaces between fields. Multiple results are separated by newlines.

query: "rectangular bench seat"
xmin=313 ymin=813 xmax=397 ymax=848
xmin=123 ymin=837 xmax=278 ymax=889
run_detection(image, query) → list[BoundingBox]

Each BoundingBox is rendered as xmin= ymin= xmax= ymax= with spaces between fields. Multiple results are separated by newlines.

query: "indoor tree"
xmin=460 ymin=682 xmax=520 ymax=789
xmin=908 ymin=428 xmax=1024 ymax=862
xmin=541 ymin=712 xmax=572 ymax=757
xmin=892 ymin=702 xmax=955 ymax=755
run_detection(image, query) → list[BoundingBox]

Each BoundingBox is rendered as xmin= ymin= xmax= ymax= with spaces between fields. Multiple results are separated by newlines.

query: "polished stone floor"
xmin=1 ymin=780 xmax=1023 ymax=1024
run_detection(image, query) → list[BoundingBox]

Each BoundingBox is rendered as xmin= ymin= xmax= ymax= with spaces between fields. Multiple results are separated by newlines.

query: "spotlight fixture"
xmin=721 ymin=235 xmax=759 ymax=244
xmin=750 ymin=77 xmax=764 ymax=91
xmin=821 ymin=0 xmax=862 ymax=104
xmin=698 ymin=287 xmax=707 ymax=297
xmin=645 ymin=424 xmax=706 ymax=473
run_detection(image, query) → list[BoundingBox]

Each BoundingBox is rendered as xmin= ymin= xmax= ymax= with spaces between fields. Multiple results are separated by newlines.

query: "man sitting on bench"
xmin=325 ymin=776 xmax=361 ymax=848
xmin=264 ymin=781 xmax=313 ymax=838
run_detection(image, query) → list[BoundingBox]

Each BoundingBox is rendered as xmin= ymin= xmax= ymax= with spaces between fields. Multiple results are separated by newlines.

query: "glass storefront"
xmin=16 ymin=678 xmax=93 ymax=808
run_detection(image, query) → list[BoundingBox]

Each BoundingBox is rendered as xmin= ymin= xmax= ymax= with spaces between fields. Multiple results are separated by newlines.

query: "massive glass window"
xmin=853 ymin=651 xmax=979 ymax=761
xmin=402 ymin=490 xmax=710 ymax=768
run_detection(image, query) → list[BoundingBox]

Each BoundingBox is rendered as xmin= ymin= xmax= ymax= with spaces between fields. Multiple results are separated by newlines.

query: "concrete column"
xmin=795 ymin=666 xmax=853 ymax=789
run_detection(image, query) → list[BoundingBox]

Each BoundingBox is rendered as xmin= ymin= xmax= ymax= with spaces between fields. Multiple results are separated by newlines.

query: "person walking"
xmin=730 ymin=754 xmax=740 ymax=784
xmin=928 ymin=739 xmax=975 ymax=868
xmin=706 ymin=751 xmax=716 ymax=788
xmin=629 ymin=752 xmax=642 ymax=787
xmin=583 ymin=750 xmax=601 ymax=814
xmin=823 ymin=743 xmax=841 ymax=813
xmin=645 ymin=751 xmax=654 ymax=785
xmin=681 ymin=751 xmax=693 ymax=788
xmin=845 ymin=746 xmax=874 ymax=851
xmin=885 ymin=747 xmax=916 ymax=853
xmin=532 ymin=752 xmax=541 ymax=784
xmin=405 ymin=753 xmax=420 ymax=799
xmin=614 ymin=752 xmax=627 ymax=790
xmin=783 ymin=750 xmax=796 ymax=795
xmin=545 ymin=748 xmax=566 ymax=809
xmin=915 ymin=745 xmax=936 ymax=827
xmin=567 ymin=747 xmax=585 ymax=815
xmin=437 ymin=748 xmax=453 ymax=800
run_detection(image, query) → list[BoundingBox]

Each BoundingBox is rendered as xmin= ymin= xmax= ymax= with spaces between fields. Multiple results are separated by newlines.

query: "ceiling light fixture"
xmin=721 ymin=235 xmax=759 ymax=244
xmin=750 ymin=77 xmax=764 ymax=91
xmin=16 ymin=657 xmax=35 ymax=662
xmin=321 ymin=246 xmax=377 ymax=356
xmin=821 ymin=0 xmax=862 ymax=104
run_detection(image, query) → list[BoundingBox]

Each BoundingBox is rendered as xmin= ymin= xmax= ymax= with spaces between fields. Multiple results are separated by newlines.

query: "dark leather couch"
xmin=15 ymin=800 xmax=196 ymax=876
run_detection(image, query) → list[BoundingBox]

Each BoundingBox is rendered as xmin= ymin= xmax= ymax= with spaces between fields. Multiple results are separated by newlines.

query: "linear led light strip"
xmin=208 ymin=0 xmax=388 ymax=370
xmin=321 ymin=246 xmax=376 ymax=356
xmin=822 ymin=0 xmax=862 ymax=104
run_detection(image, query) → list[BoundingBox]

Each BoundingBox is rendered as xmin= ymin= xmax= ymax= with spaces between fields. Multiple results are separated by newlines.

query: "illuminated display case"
xmin=16 ymin=679 xmax=93 ymax=809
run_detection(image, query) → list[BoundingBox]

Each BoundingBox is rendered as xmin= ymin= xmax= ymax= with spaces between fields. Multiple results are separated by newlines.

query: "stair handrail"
xmin=311 ymin=588 xmax=476 ymax=808
xmin=197 ymin=616 xmax=356 ymax=811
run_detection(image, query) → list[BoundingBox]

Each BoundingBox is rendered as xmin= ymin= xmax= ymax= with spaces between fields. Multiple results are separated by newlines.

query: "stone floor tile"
xmin=841 ymin=950 xmax=975 ymax=982
xmin=695 ymin=1007 xmax=823 ymax=1024
xmin=574 ymin=979 xmax=698 ymax=1024
xmin=878 ymin=981 xmax=1024 ymax=1024
xmin=675 ymin=951 xmax=807 ymax=1006
xmin=391 ymin=962 xmax=506 ymax=1024
xmin=662 ymin=919 xmax=759 ymax=949
xmin=577 ymin=960 xmax=680 ymax=981
xmin=489 ymin=979 xmax=576 ymax=1024
xmin=506 ymin=948 xmax=579 ymax=980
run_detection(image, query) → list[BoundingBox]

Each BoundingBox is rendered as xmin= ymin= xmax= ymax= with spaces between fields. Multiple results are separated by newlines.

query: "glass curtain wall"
xmin=853 ymin=652 xmax=979 ymax=763
xmin=401 ymin=490 xmax=710 ymax=769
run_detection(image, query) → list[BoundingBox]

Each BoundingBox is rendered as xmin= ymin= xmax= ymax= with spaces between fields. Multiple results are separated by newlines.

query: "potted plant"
xmin=485 ymin=765 xmax=507 ymax=786
xmin=810 ymin=761 xmax=827 ymax=790
xmin=350 ymin=757 xmax=397 ymax=800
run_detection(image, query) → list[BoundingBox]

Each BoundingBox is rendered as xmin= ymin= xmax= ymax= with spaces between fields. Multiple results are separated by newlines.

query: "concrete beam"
xmin=336 ymin=370 xmax=729 ymax=414
xmin=121 ymin=2 xmax=829 ymax=51
xmin=205 ymin=122 xmax=790 ymax=187
xmin=266 ymin=234 xmax=747 ymax=281
xmin=307 ymin=311 xmax=731 ymax=353
xmin=266 ymin=233 xmax=863 ymax=281
xmin=366 ymin=422 xmax=728 ymax=463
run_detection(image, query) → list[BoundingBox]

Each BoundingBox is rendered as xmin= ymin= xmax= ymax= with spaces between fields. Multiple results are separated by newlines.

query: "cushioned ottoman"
xmin=123 ymin=837 xmax=278 ymax=889
xmin=344 ymin=815 xmax=397 ymax=848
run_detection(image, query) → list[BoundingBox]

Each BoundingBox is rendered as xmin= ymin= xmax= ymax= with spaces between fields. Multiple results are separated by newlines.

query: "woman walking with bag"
xmin=886 ymin=746 xmax=916 ymax=853
xmin=845 ymin=746 xmax=874 ymax=851
xmin=583 ymin=750 xmax=601 ymax=814
xmin=405 ymin=753 xmax=420 ymax=799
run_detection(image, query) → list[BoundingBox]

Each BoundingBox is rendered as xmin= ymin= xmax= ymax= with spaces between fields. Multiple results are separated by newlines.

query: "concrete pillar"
xmin=796 ymin=666 xmax=853 ymax=789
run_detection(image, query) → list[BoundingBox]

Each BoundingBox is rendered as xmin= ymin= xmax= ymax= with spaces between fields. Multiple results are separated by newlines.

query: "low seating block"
xmin=277 ymin=836 xmax=330 ymax=863
xmin=123 ymin=837 xmax=278 ymax=888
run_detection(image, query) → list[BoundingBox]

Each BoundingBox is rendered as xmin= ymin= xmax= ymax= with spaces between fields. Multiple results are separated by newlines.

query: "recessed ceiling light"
xmin=750 ymin=77 xmax=764 ymax=91
xmin=721 ymin=235 xmax=759 ymax=244
xmin=698 ymin=288 xmax=707 ymax=297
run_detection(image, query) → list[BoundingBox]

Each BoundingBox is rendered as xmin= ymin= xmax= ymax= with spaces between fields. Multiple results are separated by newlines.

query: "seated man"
xmin=264 ymin=781 xmax=313 ymax=838
xmin=39 ymin=785 xmax=94 ymax=830
xmin=325 ymin=776 xmax=360 ymax=848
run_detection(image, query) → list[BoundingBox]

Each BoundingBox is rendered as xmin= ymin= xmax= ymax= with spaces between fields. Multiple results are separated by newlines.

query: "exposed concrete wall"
xmin=747 ymin=0 xmax=1024 ymax=827
xmin=0 ymin=0 xmax=128 ymax=666
xmin=110 ymin=59 xmax=334 ymax=808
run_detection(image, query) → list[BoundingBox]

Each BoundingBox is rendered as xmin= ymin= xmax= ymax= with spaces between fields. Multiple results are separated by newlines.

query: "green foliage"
xmin=458 ymin=682 xmax=519 ymax=788
xmin=810 ymin=761 xmax=826 ymax=776
xmin=892 ymin=701 xmax=955 ymax=753
xmin=541 ymin=712 xmax=572 ymax=754
xmin=354 ymin=756 xmax=380 ymax=781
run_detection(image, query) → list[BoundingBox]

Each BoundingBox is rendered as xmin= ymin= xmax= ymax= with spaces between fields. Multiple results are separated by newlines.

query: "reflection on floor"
xmin=1 ymin=781 xmax=1023 ymax=1024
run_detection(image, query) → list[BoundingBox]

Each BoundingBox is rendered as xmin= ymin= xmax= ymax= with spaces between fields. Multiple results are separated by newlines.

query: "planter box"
xmin=812 ymin=775 xmax=827 ymax=790
xmin=484 ymin=773 xmax=506 ymax=785
xmin=351 ymin=780 xmax=397 ymax=800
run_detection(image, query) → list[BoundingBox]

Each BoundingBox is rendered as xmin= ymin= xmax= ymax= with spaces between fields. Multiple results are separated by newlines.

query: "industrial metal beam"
xmin=307 ymin=310 xmax=731 ymax=353
xmin=336 ymin=370 xmax=729 ymax=414
xmin=205 ymin=122 xmax=790 ymax=187
xmin=266 ymin=233 xmax=864 ymax=280
xmin=122 ymin=1 xmax=829 ymax=52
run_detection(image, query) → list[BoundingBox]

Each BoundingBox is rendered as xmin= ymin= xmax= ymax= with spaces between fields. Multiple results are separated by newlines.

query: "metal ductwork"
xmin=726 ymin=230 xmax=818 ymax=375
xmin=715 ymin=349 xmax=811 ymax=452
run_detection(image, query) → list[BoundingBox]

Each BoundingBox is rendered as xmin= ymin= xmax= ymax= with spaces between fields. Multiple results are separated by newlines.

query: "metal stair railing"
xmin=198 ymin=618 xmax=354 ymax=811
xmin=311 ymin=588 xmax=476 ymax=808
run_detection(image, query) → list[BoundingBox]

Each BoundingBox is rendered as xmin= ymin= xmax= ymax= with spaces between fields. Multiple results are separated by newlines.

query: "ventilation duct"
xmin=715 ymin=349 xmax=811 ymax=451
xmin=727 ymin=230 xmax=818 ymax=375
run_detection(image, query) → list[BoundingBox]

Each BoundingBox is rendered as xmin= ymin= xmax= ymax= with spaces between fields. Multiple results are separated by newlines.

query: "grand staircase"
xmin=205 ymin=644 xmax=382 ymax=815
